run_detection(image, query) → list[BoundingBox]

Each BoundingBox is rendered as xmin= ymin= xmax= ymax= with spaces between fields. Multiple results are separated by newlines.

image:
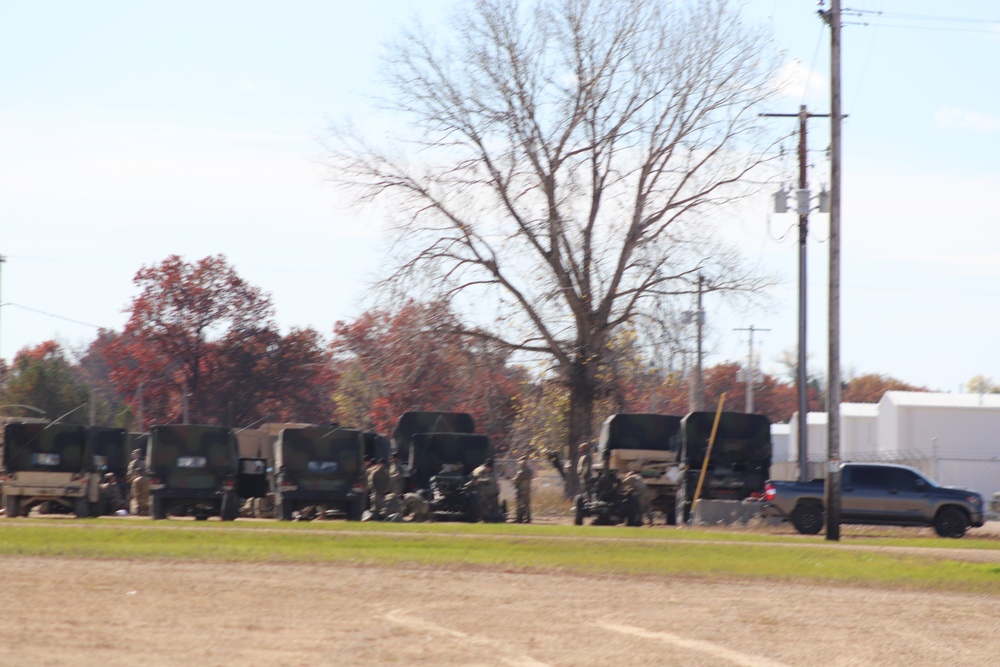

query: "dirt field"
xmin=2 ymin=522 xmax=1000 ymax=667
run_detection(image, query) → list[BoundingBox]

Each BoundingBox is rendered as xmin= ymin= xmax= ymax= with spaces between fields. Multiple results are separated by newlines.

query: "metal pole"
xmin=824 ymin=0 xmax=843 ymax=542
xmin=797 ymin=107 xmax=810 ymax=483
xmin=734 ymin=325 xmax=769 ymax=413
xmin=0 ymin=254 xmax=5 ymax=389
xmin=747 ymin=325 xmax=755 ymax=413
xmin=136 ymin=382 xmax=144 ymax=432
xmin=695 ymin=275 xmax=705 ymax=411
xmin=760 ymin=108 xmax=830 ymax=481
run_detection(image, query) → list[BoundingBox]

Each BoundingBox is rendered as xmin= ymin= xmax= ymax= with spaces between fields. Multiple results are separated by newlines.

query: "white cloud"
xmin=0 ymin=109 xmax=389 ymax=240
xmin=935 ymin=107 xmax=1000 ymax=133
xmin=772 ymin=59 xmax=825 ymax=101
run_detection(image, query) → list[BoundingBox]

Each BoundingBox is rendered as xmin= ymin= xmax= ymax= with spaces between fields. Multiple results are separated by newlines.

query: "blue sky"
xmin=1 ymin=0 xmax=998 ymax=395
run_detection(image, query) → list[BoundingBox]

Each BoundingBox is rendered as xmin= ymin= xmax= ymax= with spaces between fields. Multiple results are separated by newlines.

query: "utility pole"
xmin=734 ymin=326 xmax=769 ymax=413
xmin=0 ymin=254 xmax=6 ymax=389
xmin=821 ymin=0 xmax=843 ymax=542
xmin=695 ymin=275 xmax=704 ymax=411
xmin=685 ymin=275 xmax=706 ymax=412
xmin=762 ymin=107 xmax=830 ymax=482
xmin=136 ymin=382 xmax=145 ymax=432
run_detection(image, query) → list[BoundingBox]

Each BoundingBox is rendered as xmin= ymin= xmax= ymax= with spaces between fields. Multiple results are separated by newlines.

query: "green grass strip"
xmin=1 ymin=520 xmax=998 ymax=594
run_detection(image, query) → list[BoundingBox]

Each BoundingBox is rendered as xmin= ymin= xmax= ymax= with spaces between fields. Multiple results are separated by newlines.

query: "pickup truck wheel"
xmin=791 ymin=503 xmax=823 ymax=535
xmin=933 ymin=507 xmax=968 ymax=538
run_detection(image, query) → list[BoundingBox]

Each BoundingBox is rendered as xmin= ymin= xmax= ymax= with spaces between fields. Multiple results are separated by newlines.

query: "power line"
xmin=850 ymin=9 xmax=1000 ymax=25
xmin=1 ymin=303 xmax=102 ymax=329
xmin=845 ymin=7 xmax=1000 ymax=32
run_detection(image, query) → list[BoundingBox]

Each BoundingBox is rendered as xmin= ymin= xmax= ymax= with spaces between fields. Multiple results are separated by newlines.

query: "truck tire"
xmin=465 ymin=491 xmax=482 ymax=523
xmin=665 ymin=498 xmax=678 ymax=526
xmin=3 ymin=495 xmax=20 ymax=519
xmin=74 ymin=497 xmax=91 ymax=518
xmin=791 ymin=502 xmax=823 ymax=535
xmin=675 ymin=485 xmax=691 ymax=525
xmin=347 ymin=497 xmax=364 ymax=522
xmin=574 ymin=495 xmax=585 ymax=526
xmin=625 ymin=495 xmax=642 ymax=526
xmin=220 ymin=492 xmax=238 ymax=521
xmin=276 ymin=496 xmax=294 ymax=521
xmin=151 ymin=496 xmax=168 ymax=520
xmin=933 ymin=507 xmax=968 ymax=538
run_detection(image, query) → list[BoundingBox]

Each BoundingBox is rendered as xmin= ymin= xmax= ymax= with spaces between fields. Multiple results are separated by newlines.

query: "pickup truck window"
xmin=847 ymin=466 xmax=887 ymax=488
xmin=886 ymin=467 xmax=928 ymax=491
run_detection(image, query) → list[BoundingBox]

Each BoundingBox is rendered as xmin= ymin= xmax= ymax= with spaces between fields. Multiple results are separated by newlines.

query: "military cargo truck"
xmin=147 ymin=424 xmax=240 ymax=520
xmin=363 ymin=431 xmax=391 ymax=462
xmin=591 ymin=413 xmax=683 ymax=524
xmin=89 ymin=426 xmax=129 ymax=477
xmin=273 ymin=426 xmax=366 ymax=521
xmin=1 ymin=421 xmax=100 ymax=518
xmin=392 ymin=411 xmax=475 ymax=466
xmin=677 ymin=411 xmax=772 ymax=523
xmin=408 ymin=431 xmax=505 ymax=522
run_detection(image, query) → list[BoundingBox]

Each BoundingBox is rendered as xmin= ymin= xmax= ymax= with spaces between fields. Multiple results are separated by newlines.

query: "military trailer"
xmin=573 ymin=467 xmax=642 ymax=526
xmin=676 ymin=411 xmax=772 ymax=523
xmin=1 ymin=421 xmax=101 ymax=518
xmin=596 ymin=413 xmax=683 ymax=524
xmin=273 ymin=426 xmax=366 ymax=521
xmin=147 ymin=424 xmax=240 ymax=521
xmin=408 ymin=431 xmax=505 ymax=522
xmin=392 ymin=411 xmax=475 ymax=466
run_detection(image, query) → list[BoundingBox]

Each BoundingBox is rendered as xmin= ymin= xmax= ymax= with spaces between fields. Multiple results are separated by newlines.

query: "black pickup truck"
xmin=762 ymin=462 xmax=985 ymax=538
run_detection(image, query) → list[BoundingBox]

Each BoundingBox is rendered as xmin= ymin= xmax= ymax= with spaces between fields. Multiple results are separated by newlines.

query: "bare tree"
xmin=329 ymin=0 xmax=783 ymax=493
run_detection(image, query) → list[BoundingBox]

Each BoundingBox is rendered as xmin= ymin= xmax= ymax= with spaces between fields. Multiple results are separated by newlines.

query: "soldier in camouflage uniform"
xmin=513 ymin=455 xmax=534 ymax=523
xmin=387 ymin=452 xmax=405 ymax=497
xmin=576 ymin=442 xmax=594 ymax=500
xmin=471 ymin=458 xmax=500 ymax=517
xmin=367 ymin=458 xmax=390 ymax=519
xmin=100 ymin=473 xmax=126 ymax=514
xmin=384 ymin=492 xmax=430 ymax=522
xmin=621 ymin=470 xmax=653 ymax=526
xmin=126 ymin=448 xmax=150 ymax=516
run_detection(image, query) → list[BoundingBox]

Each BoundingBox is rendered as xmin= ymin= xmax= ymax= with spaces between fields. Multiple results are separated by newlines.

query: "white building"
xmin=876 ymin=391 xmax=1000 ymax=500
xmin=770 ymin=422 xmax=791 ymax=462
xmin=785 ymin=403 xmax=879 ymax=463
xmin=770 ymin=392 xmax=1000 ymax=500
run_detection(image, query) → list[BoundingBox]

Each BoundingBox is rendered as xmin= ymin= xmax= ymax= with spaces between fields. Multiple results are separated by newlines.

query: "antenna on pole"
xmin=734 ymin=326 xmax=769 ymax=413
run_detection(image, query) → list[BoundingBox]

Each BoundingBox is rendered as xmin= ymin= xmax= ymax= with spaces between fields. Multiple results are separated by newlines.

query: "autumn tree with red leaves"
xmin=842 ymin=373 xmax=926 ymax=404
xmin=105 ymin=255 xmax=335 ymax=428
xmin=0 ymin=341 xmax=89 ymax=422
xmin=696 ymin=362 xmax=818 ymax=425
xmin=331 ymin=300 xmax=522 ymax=451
